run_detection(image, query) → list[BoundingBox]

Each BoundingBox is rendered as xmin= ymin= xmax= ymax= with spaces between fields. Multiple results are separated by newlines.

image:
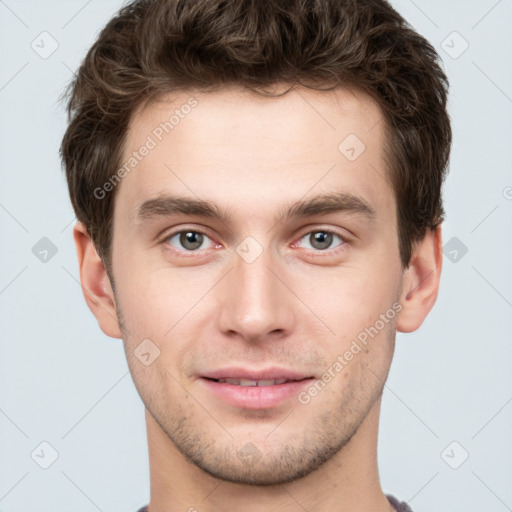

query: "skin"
xmin=74 ymin=85 xmax=442 ymax=512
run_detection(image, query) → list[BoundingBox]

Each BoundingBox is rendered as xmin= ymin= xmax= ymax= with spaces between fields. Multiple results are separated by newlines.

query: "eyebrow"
xmin=136 ymin=191 xmax=376 ymax=226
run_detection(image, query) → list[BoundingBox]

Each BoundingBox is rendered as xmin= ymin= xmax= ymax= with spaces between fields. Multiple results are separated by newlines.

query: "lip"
xmin=201 ymin=367 xmax=313 ymax=381
xmin=198 ymin=367 xmax=315 ymax=409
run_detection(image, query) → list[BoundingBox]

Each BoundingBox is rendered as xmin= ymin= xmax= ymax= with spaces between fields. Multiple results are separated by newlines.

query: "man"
xmin=60 ymin=0 xmax=451 ymax=510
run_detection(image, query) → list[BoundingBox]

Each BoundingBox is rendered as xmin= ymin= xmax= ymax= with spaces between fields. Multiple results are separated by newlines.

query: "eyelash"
xmin=161 ymin=227 xmax=348 ymax=257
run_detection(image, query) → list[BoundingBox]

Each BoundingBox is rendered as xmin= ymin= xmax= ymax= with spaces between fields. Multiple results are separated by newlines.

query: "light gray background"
xmin=1 ymin=0 xmax=511 ymax=511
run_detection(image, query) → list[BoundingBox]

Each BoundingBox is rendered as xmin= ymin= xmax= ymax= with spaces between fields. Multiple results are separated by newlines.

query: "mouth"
xmin=203 ymin=377 xmax=311 ymax=386
xmin=199 ymin=375 xmax=316 ymax=409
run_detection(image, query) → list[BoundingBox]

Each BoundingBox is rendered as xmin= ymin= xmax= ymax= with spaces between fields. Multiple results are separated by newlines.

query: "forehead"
xmin=117 ymin=85 xmax=392 ymax=224
xmin=129 ymin=85 xmax=384 ymax=151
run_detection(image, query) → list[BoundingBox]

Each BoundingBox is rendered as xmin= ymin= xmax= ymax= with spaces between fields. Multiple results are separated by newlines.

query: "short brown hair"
xmin=60 ymin=0 xmax=451 ymax=269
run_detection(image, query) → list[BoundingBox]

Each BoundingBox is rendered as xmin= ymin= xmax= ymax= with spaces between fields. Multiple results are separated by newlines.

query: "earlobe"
xmin=396 ymin=226 xmax=443 ymax=333
xmin=73 ymin=222 xmax=123 ymax=339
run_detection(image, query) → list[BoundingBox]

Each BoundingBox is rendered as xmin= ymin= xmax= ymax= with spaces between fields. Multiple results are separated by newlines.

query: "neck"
xmin=144 ymin=397 xmax=392 ymax=512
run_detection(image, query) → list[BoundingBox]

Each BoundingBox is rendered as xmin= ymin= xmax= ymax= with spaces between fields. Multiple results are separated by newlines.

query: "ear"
xmin=396 ymin=225 xmax=443 ymax=333
xmin=73 ymin=222 xmax=122 ymax=339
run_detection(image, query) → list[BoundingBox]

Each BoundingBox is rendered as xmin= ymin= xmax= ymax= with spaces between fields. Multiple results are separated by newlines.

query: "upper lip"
xmin=201 ymin=367 xmax=313 ymax=381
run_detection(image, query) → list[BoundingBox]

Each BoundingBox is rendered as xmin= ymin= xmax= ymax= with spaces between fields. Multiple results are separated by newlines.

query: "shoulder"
xmin=387 ymin=494 xmax=414 ymax=512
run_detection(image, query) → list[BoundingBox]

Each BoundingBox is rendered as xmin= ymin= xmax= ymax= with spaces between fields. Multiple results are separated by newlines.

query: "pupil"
xmin=181 ymin=231 xmax=203 ymax=250
xmin=311 ymin=231 xmax=332 ymax=250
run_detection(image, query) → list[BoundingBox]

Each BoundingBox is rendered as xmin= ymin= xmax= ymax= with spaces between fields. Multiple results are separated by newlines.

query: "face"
xmin=108 ymin=85 xmax=405 ymax=485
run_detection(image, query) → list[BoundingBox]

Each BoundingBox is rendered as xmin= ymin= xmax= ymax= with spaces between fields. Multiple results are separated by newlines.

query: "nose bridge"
xmin=217 ymin=239 xmax=295 ymax=341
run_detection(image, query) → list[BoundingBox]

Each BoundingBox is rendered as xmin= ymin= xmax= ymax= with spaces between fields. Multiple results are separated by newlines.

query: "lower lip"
xmin=199 ymin=378 xmax=315 ymax=409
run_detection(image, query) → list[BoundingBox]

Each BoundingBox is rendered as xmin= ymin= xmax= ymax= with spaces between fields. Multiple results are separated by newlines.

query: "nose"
xmin=216 ymin=243 xmax=296 ymax=344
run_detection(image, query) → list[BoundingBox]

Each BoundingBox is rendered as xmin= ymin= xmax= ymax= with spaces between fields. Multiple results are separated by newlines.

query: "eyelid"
xmin=292 ymin=228 xmax=348 ymax=253
xmin=160 ymin=226 xmax=220 ymax=251
xmin=293 ymin=225 xmax=351 ymax=244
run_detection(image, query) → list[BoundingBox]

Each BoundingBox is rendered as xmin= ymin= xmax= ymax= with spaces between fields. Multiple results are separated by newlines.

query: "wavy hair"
xmin=60 ymin=0 xmax=451 ymax=268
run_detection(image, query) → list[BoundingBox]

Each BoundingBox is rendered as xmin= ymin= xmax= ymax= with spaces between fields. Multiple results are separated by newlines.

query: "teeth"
xmin=216 ymin=378 xmax=289 ymax=386
xmin=257 ymin=379 xmax=281 ymax=386
xmin=239 ymin=379 xmax=258 ymax=386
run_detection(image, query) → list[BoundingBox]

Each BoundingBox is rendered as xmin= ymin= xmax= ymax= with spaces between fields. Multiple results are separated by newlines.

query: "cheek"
xmin=297 ymin=264 xmax=399 ymax=379
xmin=113 ymin=256 xmax=189 ymax=324
xmin=327 ymin=317 xmax=396 ymax=397
xmin=301 ymin=265 xmax=398 ymax=328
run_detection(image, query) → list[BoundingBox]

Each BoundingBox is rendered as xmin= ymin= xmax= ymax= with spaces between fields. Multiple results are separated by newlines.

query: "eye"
xmin=166 ymin=230 xmax=216 ymax=251
xmin=296 ymin=230 xmax=345 ymax=251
